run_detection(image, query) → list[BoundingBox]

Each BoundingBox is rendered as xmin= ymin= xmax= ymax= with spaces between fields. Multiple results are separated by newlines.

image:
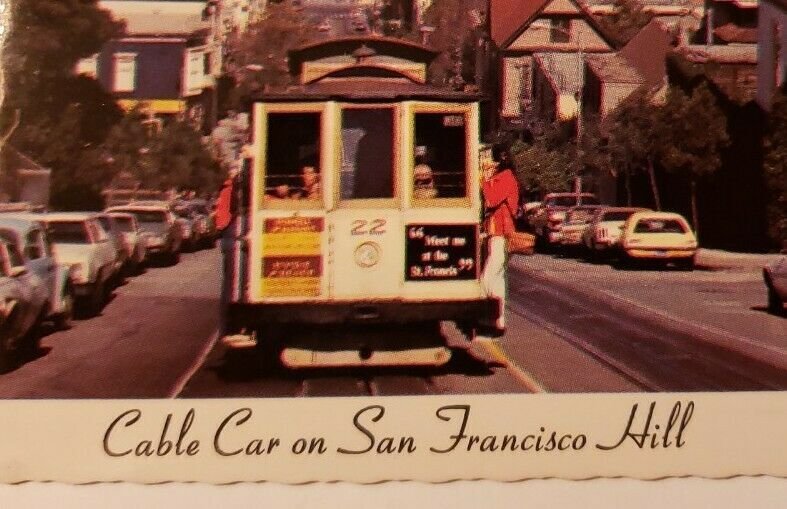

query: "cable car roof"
xmin=253 ymin=78 xmax=483 ymax=103
xmin=288 ymin=36 xmax=439 ymax=76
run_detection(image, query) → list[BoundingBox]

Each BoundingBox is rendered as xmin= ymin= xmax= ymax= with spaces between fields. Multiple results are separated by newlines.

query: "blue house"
xmin=77 ymin=1 xmax=223 ymax=132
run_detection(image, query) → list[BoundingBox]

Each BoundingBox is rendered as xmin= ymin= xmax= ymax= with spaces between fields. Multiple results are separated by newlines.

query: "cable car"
xmin=223 ymin=37 xmax=503 ymax=368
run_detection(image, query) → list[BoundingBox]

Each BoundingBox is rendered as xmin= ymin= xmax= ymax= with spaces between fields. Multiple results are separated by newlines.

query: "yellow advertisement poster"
xmin=261 ymin=218 xmax=323 ymax=297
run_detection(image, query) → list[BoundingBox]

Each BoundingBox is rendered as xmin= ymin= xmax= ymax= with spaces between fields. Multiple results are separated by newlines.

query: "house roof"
xmin=618 ymin=18 xmax=672 ymax=88
xmin=678 ymin=44 xmax=758 ymax=65
xmin=672 ymin=44 xmax=758 ymax=104
xmin=490 ymin=0 xmax=546 ymax=47
xmin=493 ymin=0 xmax=617 ymax=50
xmin=586 ymin=54 xmax=645 ymax=84
xmin=714 ymin=0 xmax=758 ymax=7
xmin=713 ymin=23 xmax=758 ymax=44
xmin=100 ymin=1 xmax=211 ymax=36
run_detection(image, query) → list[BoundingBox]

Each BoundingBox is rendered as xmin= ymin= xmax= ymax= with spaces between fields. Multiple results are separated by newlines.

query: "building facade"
xmin=491 ymin=0 xmax=614 ymax=131
xmin=76 ymin=1 xmax=223 ymax=132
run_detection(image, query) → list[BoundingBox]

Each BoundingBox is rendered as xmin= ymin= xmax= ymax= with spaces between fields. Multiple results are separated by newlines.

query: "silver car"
xmin=105 ymin=204 xmax=182 ymax=266
xmin=0 ymin=239 xmax=48 ymax=370
xmin=96 ymin=213 xmax=130 ymax=278
xmin=0 ymin=215 xmax=74 ymax=329
xmin=763 ymin=256 xmax=787 ymax=315
xmin=106 ymin=212 xmax=147 ymax=274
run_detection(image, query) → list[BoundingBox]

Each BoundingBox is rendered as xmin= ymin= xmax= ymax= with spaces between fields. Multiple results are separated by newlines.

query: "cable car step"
xmin=281 ymin=346 xmax=451 ymax=368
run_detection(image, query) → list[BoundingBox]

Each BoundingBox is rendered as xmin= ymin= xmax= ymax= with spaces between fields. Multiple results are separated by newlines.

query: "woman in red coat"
xmin=478 ymin=145 xmax=519 ymax=338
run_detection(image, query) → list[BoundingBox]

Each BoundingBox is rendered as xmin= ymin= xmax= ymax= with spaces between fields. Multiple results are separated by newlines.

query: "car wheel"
xmin=0 ymin=310 xmax=20 ymax=373
xmin=767 ymin=286 xmax=784 ymax=315
xmin=54 ymin=284 xmax=75 ymax=330
xmin=88 ymin=279 xmax=105 ymax=317
xmin=676 ymin=257 xmax=694 ymax=271
xmin=169 ymin=250 xmax=181 ymax=266
xmin=0 ymin=336 xmax=15 ymax=373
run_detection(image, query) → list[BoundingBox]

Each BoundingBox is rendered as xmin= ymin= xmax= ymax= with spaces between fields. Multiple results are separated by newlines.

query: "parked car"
xmin=516 ymin=200 xmax=541 ymax=232
xmin=763 ymin=256 xmax=787 ymax=315
xmin=618 ymin=211 xmax=698 ymax=269
xmin=172 ymin=203 xmax=200 ymax=251
xmin=558 ymin=205 xmax=602 ymax=250
xmin=96 ymin=213 xmax=129 ymax=279
xmin=582 ymin=207 xmax=650 ymax=260
xmin=0 ymin=239 xmax=48 ymax=370
xmin=0 ymin=215 xmax=74 ymax=329
xmin=106 ymin=212 xmax=147 ymax=274
xmin=185 ymin=199 xmax=216 ymax=248
xmin=40 ymin=213 xmax=118 ymax=316
xmin=530 ymin=193 xmax=600 ymax=247
xmin=105 ymin=204 xmax=182 ymax=265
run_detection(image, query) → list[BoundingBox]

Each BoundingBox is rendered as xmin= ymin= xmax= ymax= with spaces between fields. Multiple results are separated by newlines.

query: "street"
xmin=0 ymin=248 xmax=782 ymax=398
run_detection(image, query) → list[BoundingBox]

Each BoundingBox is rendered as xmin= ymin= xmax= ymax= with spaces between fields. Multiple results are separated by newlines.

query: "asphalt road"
xmin=0 ymin=249 xmax=220 ymax=398
xmin=0 ymin=248 xmax=783 ymax=398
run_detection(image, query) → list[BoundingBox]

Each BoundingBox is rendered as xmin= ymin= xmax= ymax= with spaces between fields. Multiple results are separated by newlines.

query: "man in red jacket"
xmin=478 ymin=145 xmax=519 ymax=338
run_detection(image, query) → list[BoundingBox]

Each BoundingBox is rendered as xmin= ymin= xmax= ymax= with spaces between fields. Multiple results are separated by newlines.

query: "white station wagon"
xmin=41 ymin=213 xmax=118 ymax=315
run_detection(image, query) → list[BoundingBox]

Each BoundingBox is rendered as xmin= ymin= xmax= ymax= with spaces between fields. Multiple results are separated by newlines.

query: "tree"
xmin=225 ymin=0 xmax=316 ymax=102
xmin=763 ymin=90 xmax=787 ymax=250
xmin=151 ymin=121 xmax=223 ymax=195
xmin=594 ymin=0 xmax=655 ymax=48
xmin=658 ymin=84 xmax=729 ymax=235
xmin=422 ymin=0 xmax=486 ymax=86
xmin=511 ymin=122 xmax=578 ymax=195
xmin=1 ymin=0 xmax=123 ymax=209
xmin=605 ymin=90 xmax=666 ymax=209
xmin=2 ymin=0 xmax=122 ymax=117
xmin=103 ymin=110 xmax=222 ymax=195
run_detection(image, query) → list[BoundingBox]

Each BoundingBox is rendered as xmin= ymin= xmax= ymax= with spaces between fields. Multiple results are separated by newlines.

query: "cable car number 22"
xmin=350 ymin=219 xmax=387 ymax=235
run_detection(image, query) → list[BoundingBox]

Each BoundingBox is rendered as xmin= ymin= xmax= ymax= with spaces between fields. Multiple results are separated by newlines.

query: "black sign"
xmin=405 ymin=224 xmax=478 ymax=281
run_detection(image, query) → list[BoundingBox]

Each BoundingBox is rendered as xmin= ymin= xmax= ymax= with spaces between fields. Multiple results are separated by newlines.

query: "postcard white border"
xmin=0 ymin=392 xmax=784 ymax=483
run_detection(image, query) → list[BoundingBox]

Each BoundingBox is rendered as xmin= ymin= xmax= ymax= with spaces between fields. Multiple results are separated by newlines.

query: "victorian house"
xmin=490 ymin=0 xmax=615 ymax=133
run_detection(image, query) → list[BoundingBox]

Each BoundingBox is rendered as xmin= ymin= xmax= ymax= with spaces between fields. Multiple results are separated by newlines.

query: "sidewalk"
xmin=695 ymin=248 xmax=784 ymax=271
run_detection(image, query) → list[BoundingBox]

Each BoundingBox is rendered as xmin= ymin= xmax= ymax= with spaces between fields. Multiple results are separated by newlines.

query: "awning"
xmin=118 ymin=99 xmax=186 ymax=114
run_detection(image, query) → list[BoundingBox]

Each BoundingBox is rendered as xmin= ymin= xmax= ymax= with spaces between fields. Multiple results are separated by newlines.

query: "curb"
xmin=695 ymin=249 xmax=784 ymax=272
xmin=509 ymin=257 xmax=787 ymax=373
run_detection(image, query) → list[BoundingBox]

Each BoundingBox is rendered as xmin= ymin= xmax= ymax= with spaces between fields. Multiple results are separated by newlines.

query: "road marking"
xmin=168 ymin=329 xmax=221 ymax=398
xmin=476 ymin=339 xmax=546 ymax=393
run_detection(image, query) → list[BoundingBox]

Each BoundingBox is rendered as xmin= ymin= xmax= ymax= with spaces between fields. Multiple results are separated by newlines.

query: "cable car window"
xmin=413 ymin=113 xmax=467 ymax=199
xmin=265 ymin=112 xmax=321 ymax=202
xmin=340 ymin=108 xmax=394 ymax=200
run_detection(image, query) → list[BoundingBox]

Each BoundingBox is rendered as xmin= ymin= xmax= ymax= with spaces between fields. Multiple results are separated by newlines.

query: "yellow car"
xmin=619 ymin=211 xmax=698 ymax=269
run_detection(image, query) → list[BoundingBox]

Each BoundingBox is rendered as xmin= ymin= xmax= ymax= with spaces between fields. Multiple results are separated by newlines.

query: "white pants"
xmin=480 ymin=235 xmax=507 ymax=330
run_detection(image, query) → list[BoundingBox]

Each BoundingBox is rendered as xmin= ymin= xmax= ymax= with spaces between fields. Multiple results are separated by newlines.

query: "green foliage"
xmin=226 ymin=1 xmax=316 ymax=96
xmin=1 ymin=0 xmax=123 ymax=210
xmin=511 ymin=123 xmax=578 ymax=194
xmin=658 ymin=84 xmax=729 ymax=179
xmin=103 ymin=110 xmax=222 ymax=196
xmin=594 ymin=0 xmax=654 ymax=48
xmin=151 ymin=121 xmax=223 ymax=194
xmin=3 ymin=0 xmax=123 ymax=112
xmin=422 ymin=0 xmax=485 ymax=85
xmin=764 ymin=91 xmax=787 ymax=248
